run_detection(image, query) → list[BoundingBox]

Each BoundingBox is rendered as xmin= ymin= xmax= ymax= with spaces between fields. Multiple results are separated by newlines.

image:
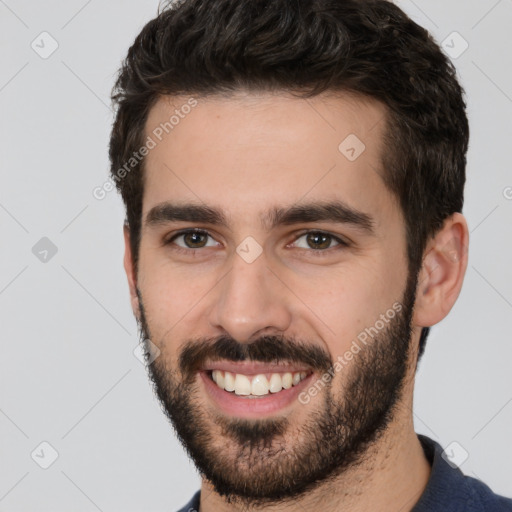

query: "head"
xmin=109 ymin=0 xmax=469 ymax=505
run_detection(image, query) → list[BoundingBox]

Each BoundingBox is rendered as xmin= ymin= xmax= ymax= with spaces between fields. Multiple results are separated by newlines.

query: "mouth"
xmin=198 ymin=361 xmax=316 ymax=417
xmin=206 ymin=368 xmax=311 ymax=396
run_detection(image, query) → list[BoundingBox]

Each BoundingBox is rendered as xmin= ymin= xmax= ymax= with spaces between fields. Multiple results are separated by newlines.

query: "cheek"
xmin=293 ymin=259 xmax=403 ymax=358
xmin=137 ymin=255 xmax=217 ymax=344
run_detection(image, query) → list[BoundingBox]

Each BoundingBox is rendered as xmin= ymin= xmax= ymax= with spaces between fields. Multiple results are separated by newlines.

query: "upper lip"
xmin=201 ymin=360 xmax=313 ymax=376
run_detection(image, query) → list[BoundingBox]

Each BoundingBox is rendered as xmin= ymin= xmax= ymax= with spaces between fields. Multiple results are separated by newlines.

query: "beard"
xmin=136 ymin=268 xmax=418 ymax=508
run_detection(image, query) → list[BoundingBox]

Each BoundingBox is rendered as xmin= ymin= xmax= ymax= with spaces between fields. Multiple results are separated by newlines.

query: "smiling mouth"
xmin=205 ymin=368 xmax=312 ymax=397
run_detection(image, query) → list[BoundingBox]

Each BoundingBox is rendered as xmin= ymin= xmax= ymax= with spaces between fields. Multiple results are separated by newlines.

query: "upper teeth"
xmin=211 ymin=370 xmax=308 ymax=396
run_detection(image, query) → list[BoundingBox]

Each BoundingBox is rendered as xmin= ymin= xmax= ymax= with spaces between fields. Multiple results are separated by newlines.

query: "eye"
xmin=165 ymin=229 xmax=219 ymax=252
xmin=289 ymin=231 xmax=348 ymax=254
xmin=163 ymin=228 xmax=349 ymax=257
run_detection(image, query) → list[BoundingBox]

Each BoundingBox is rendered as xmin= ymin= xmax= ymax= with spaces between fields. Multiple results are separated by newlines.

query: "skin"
xmin=123 ymin=90 xmax=469 ymax=511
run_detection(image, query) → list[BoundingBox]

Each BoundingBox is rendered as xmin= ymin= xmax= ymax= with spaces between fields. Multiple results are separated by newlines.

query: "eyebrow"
xmin=145 ymin=200 xmax=375 ymax=235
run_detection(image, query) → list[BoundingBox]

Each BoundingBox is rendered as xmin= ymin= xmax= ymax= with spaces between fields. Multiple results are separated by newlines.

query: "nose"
xmin=207 ymin=247 xmax=293 ymax=344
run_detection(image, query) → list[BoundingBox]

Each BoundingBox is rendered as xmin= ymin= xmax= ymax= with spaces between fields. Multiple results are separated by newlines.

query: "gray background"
xmin=1 ymin=0 xmax=511 ymax=510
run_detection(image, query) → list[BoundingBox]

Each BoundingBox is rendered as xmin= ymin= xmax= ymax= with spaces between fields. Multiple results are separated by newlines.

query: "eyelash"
xmin=164 ymin=228 xmax=349 ymax=257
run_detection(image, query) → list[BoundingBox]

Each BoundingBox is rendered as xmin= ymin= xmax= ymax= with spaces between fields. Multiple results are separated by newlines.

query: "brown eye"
xmin=166 ymin=229 xmax=218 ymax=251
xmin=181 ymin=231 xmax=208 ymax=248
xmin=292 ymin=231 xmax=347 ymax=252
xmin=305 ymin=232 xmax=332 ymax=250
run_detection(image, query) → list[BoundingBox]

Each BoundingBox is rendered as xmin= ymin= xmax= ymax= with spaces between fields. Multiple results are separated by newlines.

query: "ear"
xmin=123 ymin=224 xmax=140 ymax=319
xmin=413 ymin=213 xmax=469 ymax=327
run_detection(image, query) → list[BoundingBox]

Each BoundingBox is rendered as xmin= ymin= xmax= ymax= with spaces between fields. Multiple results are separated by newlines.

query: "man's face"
xmin=130 ymin=91 xmax=418 ymax=505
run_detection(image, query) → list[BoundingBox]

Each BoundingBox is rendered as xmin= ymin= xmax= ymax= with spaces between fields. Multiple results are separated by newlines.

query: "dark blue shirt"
xmin=176 ymin=434 xmax=512 ymax=511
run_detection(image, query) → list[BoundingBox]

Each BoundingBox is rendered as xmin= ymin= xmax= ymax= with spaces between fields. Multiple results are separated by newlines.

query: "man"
xmin=108 ymin=0 xmax=512 ymax=510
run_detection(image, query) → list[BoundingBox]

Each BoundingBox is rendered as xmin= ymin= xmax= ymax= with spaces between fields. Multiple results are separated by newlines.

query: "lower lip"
xmin=199 ymin=370 xmax=315 ymax=418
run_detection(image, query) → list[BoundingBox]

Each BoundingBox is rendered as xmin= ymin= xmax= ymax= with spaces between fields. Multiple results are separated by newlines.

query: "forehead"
xmin=142 ymin=90 xmax=398 ymax=230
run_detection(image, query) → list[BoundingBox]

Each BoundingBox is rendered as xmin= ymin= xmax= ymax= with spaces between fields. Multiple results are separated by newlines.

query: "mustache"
xmin=178 ymin=334 xmax=333 ymax=380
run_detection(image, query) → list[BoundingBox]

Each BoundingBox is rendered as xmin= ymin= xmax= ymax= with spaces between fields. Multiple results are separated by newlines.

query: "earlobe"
xmin=123 ymin=224 xmax=140 ymax=319
xmin=413 ymin=213 xmax=469 ymax=327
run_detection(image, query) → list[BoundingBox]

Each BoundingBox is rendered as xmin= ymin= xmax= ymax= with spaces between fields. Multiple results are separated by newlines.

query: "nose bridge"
xmin=208 ymin=247 xmax=292 ymax=343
